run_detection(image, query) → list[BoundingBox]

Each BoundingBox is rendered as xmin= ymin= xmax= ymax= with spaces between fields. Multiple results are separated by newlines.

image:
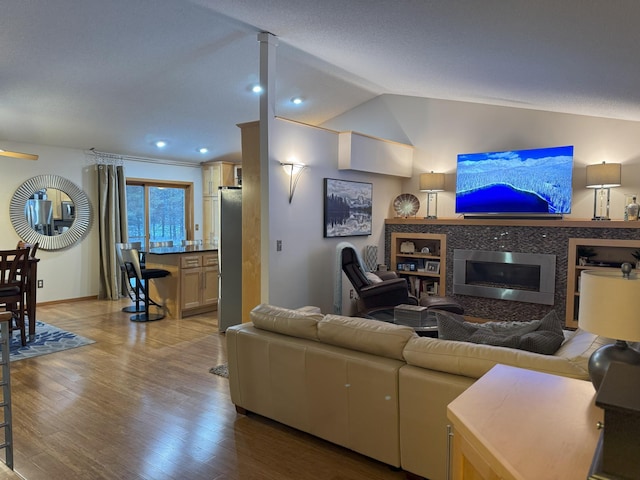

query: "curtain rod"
xmin=85 ymin=149 xmax=201 ymax=168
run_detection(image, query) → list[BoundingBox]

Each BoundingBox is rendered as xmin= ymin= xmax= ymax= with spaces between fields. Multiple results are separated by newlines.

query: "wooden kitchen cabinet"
xmin=202 ymin=161 xmax=237 ymax=245
xmin=180 ymin=253 xmax=218 ymax=310
xmin=202 ymin=161 xmax=235 ymax=196
xmin=145 ymin=249 xmax=219 ymax=319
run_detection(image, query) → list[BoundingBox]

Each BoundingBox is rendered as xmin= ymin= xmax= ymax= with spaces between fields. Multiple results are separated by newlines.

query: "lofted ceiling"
xmin=3 ymin=0 xmax=640 ymax=164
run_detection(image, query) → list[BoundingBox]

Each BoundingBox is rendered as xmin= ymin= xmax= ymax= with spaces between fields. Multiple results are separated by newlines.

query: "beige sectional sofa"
xmin=226 ymin=304 xmax=610 ymax=480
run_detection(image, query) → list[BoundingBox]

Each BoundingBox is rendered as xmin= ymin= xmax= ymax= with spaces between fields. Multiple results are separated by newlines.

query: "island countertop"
xmin=143 ymin=246 xmax=219 ymax=319
xmin=142 ymin=244 xmax=218 ymax=255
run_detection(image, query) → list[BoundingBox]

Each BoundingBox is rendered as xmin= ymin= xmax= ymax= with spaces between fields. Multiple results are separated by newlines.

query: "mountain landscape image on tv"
xmin=455 ymin=145 xmax=574 ymax=215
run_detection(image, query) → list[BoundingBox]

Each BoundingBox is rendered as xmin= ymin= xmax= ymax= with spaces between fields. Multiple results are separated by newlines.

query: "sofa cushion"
xmin=435 ymin=310 xmax=565 ymax=355
xmin=554 ymin=327 xmax=614 ymax=370
xmin=250 ymin=304 xmax=323 ymax=341
xmin=403 ymin=335 xmax=584 ymax=380
xmin=318 ymin=315 xmax=416 ymax=360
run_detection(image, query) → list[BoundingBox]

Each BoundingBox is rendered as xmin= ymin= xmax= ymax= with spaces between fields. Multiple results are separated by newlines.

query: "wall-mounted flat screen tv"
xmin=455 ymin=145 xmax=574 ymax=216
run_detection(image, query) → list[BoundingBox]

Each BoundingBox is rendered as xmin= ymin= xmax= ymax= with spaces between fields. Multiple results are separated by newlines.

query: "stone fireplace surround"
xmin=385 ymin=218 xmax=640 ymax=324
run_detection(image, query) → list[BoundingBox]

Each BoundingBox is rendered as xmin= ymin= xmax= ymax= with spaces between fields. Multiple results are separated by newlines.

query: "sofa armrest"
xmin=375 ymin=271 xmax=399 ymax=281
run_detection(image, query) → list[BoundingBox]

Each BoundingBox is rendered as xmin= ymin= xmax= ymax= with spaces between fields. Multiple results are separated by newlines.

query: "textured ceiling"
xmin=2 ymin=0 xmax=640 ymax=163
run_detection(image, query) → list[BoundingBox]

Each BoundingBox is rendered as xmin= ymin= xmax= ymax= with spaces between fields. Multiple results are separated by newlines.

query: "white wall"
xmin=267 ymin=119 xmax=404 ymax=314
xmin=322 ymin=95 xmax=640 ymax=220
xmin=1 ymin=141 xmax=202 ymax=303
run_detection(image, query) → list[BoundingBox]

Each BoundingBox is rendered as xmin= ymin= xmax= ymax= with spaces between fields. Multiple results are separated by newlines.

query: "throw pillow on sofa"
xmin=435 ymin=310 xmax=565 ymax=355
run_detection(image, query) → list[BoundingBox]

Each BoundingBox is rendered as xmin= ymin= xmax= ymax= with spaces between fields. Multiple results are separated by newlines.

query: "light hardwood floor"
xmin=5 ymin=299 xmax=405 ymax=480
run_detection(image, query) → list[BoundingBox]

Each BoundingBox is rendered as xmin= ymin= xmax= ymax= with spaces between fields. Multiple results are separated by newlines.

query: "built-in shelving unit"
xmin=390 ymin=232 xmax=446 ymax=299
xmin=566 ymin=238 xmax=640 ymax=329
xmin=386 ymin=218 xmax=640 ymax=325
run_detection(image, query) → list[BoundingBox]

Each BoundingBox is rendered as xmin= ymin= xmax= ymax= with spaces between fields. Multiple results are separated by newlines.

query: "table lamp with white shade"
xmin=578 ymin=264 xmax=640 ymax=389
xmin=419 ymin=172 xmax=445 ymax=219
xmin=585 ymin=161 xmax=621 ymax=220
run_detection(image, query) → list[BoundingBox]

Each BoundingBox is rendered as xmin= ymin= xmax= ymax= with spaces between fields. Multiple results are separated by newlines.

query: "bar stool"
xmin=115 ymin=242 xmax=145 ymax=313
xmin=120 ymin=248 xmax=170 ymax=322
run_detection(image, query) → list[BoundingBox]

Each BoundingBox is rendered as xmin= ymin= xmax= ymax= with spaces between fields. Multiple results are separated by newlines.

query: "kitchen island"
xmin=144 ymin=244 xmax=218 ymax=319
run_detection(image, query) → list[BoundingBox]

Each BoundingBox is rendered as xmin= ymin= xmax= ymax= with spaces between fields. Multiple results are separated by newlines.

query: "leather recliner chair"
xmin=341 ymin=245 xmax=417 ymax=313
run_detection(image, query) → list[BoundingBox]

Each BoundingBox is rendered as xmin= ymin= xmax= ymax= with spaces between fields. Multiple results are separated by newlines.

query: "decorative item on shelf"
xmin=624 ymin=193 xmax=638 ymax=220
xmin=425 ymin=261 xmax=440 ymax=274
xmin=400 ymin=241 xmax=415 ymax=254
xmin=577 ymin=246 xmax=597 ymax=266
xmin=419 ymin=172 xmax=445 ymax=219
xmin=578 ymin=263 xmax=640 ymax=390
xmin=392 ymin=193 xmax=420 ymax=218
xmin=627 ymin=195 xmax=639 ymax=221
xmin=585 ymin=161 xmax=622 ymax=220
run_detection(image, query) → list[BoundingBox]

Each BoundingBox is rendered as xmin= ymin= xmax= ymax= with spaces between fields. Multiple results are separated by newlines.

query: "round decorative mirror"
xmin=10 ymin=175 xmax=93 ymax=250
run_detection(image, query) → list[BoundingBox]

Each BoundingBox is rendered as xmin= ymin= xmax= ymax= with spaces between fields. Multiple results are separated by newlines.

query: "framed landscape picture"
xmin=324 ymin=178 xmax=373 ymax=238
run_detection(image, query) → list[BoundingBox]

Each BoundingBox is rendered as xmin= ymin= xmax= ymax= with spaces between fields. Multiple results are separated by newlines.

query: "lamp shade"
xmin=419 ymin=172 xmax=445 ymax=192
xmin=578 ymin=270 xmax=640 ymax=342
xmin=586 ymin=162 xmax=622 ymax=188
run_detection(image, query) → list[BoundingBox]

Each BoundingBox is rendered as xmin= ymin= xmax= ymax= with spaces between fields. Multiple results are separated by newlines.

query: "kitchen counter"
xmin=142 ymin=244 xmax=218 ymax=255
xmin=144 ymin=246 xmax=219 ymax=320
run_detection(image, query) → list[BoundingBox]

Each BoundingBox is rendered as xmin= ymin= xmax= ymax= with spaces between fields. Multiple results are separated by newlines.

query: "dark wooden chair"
xmin=0 ymin=248 xmax=30 ymax=346
xmin=17 ymin=241 xmax=39 ymax=259
xmin=16 ymin=241 xmax=40 ymax=341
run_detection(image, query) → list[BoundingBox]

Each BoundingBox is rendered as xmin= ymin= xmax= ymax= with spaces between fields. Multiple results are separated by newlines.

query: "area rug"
xmin=209 ymin=364 xmax=229 ymax=378
xmin=10 ymin=321 xmax=95 ymax=362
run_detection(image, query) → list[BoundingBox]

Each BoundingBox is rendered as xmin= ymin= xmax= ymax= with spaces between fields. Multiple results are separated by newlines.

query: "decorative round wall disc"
xmin=393 ymin=193 xmax=420 ymax=217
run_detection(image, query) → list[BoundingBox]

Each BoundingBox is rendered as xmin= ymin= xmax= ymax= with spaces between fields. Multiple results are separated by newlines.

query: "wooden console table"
xmin=447 ymin=364 xmax=601 ymax=480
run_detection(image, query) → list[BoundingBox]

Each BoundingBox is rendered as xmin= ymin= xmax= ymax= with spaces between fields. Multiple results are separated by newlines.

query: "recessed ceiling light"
xmin=291 ymin=97 xmax=303 ymax=105
xmin=155 ymin=140 xmax=167 ymax=148
xmin=198 ymin=147 xmax=209 ymax=154
xmin=252 ymin=84 xmax=263 ymax=94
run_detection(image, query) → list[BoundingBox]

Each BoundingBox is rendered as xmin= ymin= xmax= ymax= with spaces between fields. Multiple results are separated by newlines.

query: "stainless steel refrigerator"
xmin=218 ymin=187 xmax=242 ymax=332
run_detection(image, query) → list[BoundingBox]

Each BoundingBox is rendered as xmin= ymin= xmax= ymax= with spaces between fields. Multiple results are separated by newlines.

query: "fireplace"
xmin=453 ymin=249 xmax=556 ymax=305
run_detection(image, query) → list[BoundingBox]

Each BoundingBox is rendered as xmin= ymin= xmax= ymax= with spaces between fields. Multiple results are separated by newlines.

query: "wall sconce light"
xmin=586 ymin=161 xmax=621 ymax=220
xmin=419 ymin=172 xmax=446 ymax=219
xmin=280 ymin=162 xmax=307 ymax=203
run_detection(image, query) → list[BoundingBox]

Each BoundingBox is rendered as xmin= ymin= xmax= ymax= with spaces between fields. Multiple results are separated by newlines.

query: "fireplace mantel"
xmin=385 ymin=218 xmax=640 ymax=325
xmin=386 ymin=217 xmax=640 ymax=229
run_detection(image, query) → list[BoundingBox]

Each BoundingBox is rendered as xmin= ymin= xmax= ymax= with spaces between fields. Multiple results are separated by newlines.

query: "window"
xmin=126 ymin=179 xmax=194 ymax=248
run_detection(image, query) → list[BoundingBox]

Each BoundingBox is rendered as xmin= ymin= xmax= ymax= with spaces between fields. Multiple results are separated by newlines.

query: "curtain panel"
xmin=97 ymin=164 xmax=128 ymax=300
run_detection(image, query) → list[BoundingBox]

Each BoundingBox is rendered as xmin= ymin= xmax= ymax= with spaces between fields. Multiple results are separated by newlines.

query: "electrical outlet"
xmin=349 ymin=289 xmax=354 ymax=299
xmin=276 ymin=240 xmax=282 ymax=252
xmin=37 ymin=280 xmax=44 ymax=288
